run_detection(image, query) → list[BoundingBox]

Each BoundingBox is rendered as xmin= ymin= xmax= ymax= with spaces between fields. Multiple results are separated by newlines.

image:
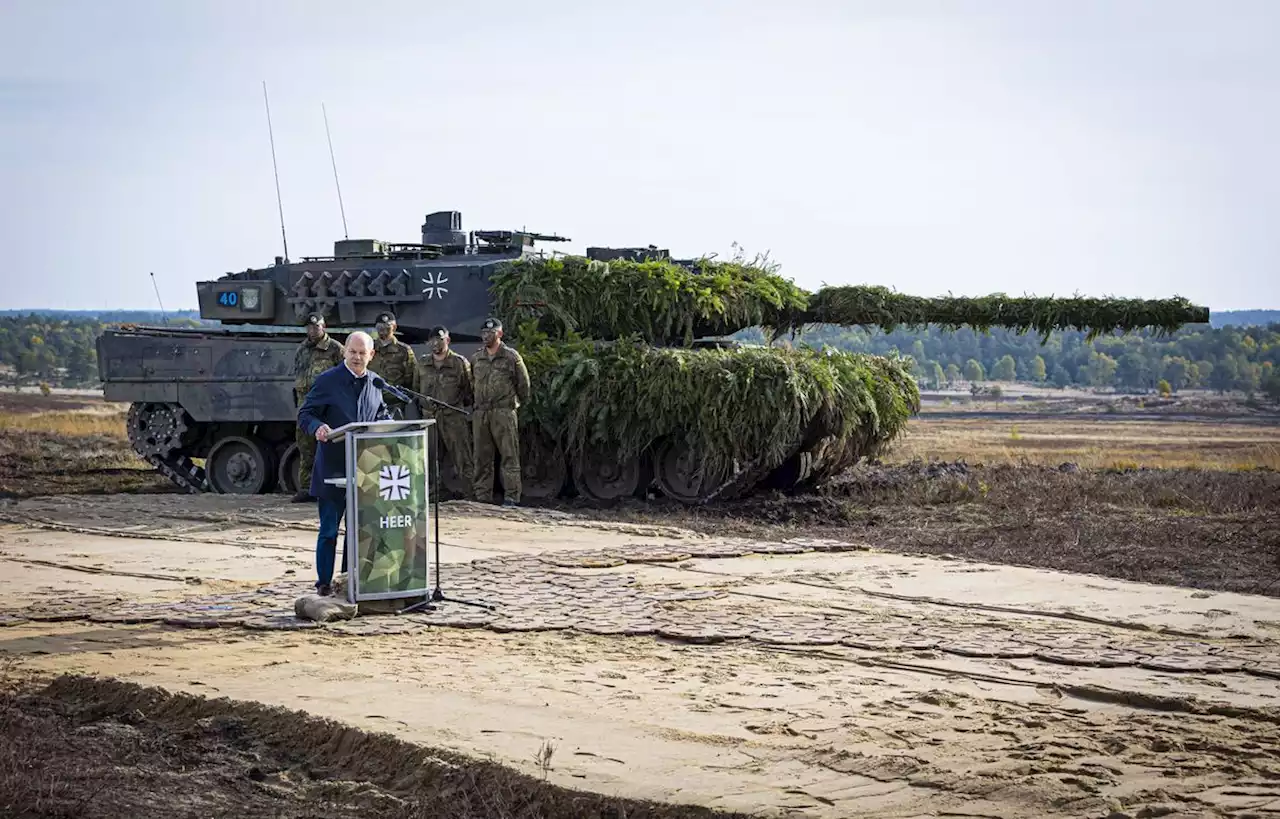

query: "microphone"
xmin=371 ymin=375 xmax=412 ymax=403
xmin=370 ymin=376 xmax=472 ymax=418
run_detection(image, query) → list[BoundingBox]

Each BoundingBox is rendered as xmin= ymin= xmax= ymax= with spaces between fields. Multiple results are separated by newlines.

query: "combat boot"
xmin=291 ymin=489 xmax=313 ymax=503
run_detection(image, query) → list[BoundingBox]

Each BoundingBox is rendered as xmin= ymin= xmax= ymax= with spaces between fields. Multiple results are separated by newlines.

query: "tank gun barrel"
xmin=796 ymin=285 xmax=1211 ymax=341
xmin=490 ymin=256 xmax=1211 ymax=344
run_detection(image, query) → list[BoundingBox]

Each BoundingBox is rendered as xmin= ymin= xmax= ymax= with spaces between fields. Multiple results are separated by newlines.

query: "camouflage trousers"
xmin=472 ymin=408 xmax=520 ymax=503
xmin=296 ymin=423 xmax=317 ymax=495
xmin=431 ymin=413 xmax=474 ymax=500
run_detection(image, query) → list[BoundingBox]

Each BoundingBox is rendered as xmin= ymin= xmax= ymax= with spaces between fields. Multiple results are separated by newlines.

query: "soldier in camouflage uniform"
xmin=413 ymin=326 xmax=474 ymax=500
xmin=372 ymin=312 xmax=416 ymax=417
xmin=291 ymin=314 xmax=344 ymax=502
xmin=469 ymin=317 xmax=530 ymax=506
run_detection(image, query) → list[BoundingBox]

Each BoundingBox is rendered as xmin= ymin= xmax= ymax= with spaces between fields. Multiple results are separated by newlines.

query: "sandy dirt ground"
xmin=2 ymin=493 xmax=1279 ymax=818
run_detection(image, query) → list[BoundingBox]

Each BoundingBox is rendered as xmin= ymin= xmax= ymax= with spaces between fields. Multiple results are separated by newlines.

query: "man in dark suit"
xmin=296 ymin=330 xmax=393 ymax=595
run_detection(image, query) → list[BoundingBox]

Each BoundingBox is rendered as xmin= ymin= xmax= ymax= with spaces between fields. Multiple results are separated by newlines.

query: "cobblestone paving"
xmin=4 ymin=536 xmax=1277 ymax=680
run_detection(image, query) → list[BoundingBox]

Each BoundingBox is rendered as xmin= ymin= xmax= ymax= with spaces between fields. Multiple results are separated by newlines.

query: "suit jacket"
xmin=296 ymin=363 xmax=391 ymax=501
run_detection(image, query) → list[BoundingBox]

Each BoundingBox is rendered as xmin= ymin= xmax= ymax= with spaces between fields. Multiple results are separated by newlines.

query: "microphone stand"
xmin=374 ymin=381 xmax=495 ymax=616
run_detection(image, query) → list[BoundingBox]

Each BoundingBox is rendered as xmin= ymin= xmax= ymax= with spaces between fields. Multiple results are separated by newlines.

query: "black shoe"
xmin=316 ymin=584 xmax=333 ymax=597
xmin=502 ymin=498 xmax=519 ymax=508
xmin=290 ymin=490 xmax=313 ymax=503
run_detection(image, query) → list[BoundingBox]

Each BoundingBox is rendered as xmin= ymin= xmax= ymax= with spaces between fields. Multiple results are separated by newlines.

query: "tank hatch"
xmin=586 ymin=245 xmax=670 ymax=263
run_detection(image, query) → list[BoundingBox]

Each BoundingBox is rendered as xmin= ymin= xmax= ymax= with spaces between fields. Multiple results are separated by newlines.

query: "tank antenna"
xmin=262 ymin=81 xmax=290 ymax=261
xmin=149 ymin=271 xmax=168 ymax=325
xmin=322 ymin=102 xmax=349 ymax=240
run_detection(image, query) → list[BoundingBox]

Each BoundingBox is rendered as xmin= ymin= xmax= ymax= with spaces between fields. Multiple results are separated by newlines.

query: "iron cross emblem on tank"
xmin=420 ymin=271 xmax=449 ymax=299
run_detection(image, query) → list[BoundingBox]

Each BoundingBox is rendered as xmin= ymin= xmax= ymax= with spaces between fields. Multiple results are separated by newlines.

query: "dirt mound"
xmin=828 ymin=458 xmax=973 ymax=489
xmin=823 ymin=459 xmax=1280 ymax=510
xmin=569 ymin=463 xmax=1280 ymax=597
xmin=0 ymin=429 xmax=172 ymax=499
xmin=0 ymin=674 xmax=747 ymax=819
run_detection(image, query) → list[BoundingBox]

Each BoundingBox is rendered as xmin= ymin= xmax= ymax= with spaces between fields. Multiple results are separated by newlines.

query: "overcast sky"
xmin=1 ymin=0 xmax=1275 ymax=313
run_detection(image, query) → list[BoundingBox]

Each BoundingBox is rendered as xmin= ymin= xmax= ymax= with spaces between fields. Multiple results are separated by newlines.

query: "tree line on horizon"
xmin=1 ymin=311 xmax=1278 ymax=401
xmin=739 ymin=321 xmax=1280 ymax=399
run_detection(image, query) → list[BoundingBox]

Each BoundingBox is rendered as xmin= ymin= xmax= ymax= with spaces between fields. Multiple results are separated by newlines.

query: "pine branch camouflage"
xmin=491 ymin=254 xmax=1209 ymax=491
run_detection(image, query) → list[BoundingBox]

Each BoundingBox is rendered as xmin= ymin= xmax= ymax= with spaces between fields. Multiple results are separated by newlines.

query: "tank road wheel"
xmin=654 ymin=440 xmax=730 ymax=505
xmin=574 ymin=450 xmax=651 ymax=502
xmin=277 ymin=443 xmax=301 ymax=495
xmin=763 ymin=451 xmax=815 ymax=491
xmin=207 ymin=436 xmax=277 ymax=495
xmin=518 ymin=429 xmax=568 ymax=500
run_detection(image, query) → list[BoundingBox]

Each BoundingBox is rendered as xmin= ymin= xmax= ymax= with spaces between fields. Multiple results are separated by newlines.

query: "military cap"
xmin=429 ymin=325 xmax=449 ymax=339
xmin=307 ymin=313 xmax=326 ymax=326
xmin=375 ymin=311 xmax=396 ymax=324
xmin=481 ymin=317 xmax=502 ymax=331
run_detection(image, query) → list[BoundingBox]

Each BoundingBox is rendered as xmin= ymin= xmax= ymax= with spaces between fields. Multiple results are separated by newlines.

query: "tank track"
xmin=126 ymin=402 xmax=208 ymax=494
xmin=122 ymin=403 xmax=824 ymax=501
xmin=701 ymin=455 xmax=784 ymax=504
xmin=142 ymin=452 xmax=207 ymax=494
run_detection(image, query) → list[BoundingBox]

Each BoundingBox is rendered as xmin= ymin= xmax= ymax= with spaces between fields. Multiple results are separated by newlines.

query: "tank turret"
xmin=194 ymin=210 xmax=568 ymax=342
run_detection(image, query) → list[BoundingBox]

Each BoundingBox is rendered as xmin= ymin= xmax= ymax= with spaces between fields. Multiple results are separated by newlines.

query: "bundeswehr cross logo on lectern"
xmin=379 ymin=464 xmax=411 ymax=501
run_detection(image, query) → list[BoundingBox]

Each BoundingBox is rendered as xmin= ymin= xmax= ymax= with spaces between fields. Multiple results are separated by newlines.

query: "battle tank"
xmin=98 ymin=209 xmax=1210 ymax=503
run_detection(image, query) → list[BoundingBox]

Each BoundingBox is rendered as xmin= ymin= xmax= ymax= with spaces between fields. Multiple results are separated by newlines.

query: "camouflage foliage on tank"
xmin=491 ymin=255 xmax=1211 ymax=345
xmin=515 ymin=329 xmax=919 ymax=483
xmin=489 ymin=253 xmax=1210 ymax=498
xmin=352 ymin=435 xmax=430 ymax=597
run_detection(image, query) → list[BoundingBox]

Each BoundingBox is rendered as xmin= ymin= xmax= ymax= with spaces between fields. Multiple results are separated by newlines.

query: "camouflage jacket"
xmin=470 ymin=343 xmax=531 ymax=411
xmin=293 ymin=334 xmax=344 ymax=402
xmin=373 ymin=337 xmax=416 ymax=390
xmin=414 ymin=350 xmax=472 ymax=416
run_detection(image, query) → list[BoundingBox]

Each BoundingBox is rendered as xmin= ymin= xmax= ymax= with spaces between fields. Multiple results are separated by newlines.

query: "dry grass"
xmin=0 ymin=409 xmax=130 ymax=439
xmin=0 ymin=391 xmax=130 ymax=439
xmin=885 ymin=415 xmax=1280 ymax=470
